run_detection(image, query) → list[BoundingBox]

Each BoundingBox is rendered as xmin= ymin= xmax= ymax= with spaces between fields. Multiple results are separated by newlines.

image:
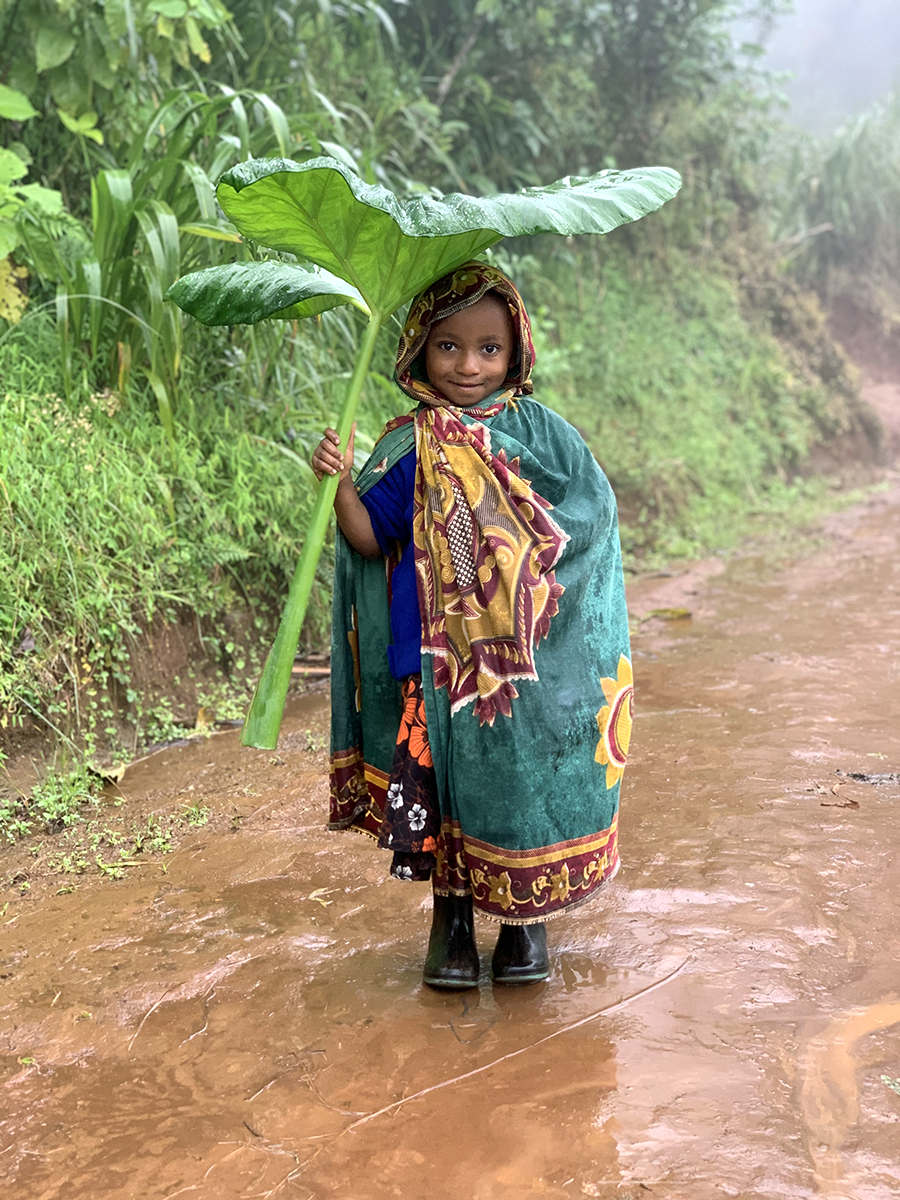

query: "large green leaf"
xmin=216 ymin=157 xmax=682 ymax=317
xmin=166 ymin=261 xmax=369 ymax=324
xmin=0 ymin=217 xmax=17 ymax=259
xmin=0 ymin=85 xmax=38 ymax=122
xmin=15 ymin=183 xmax=65 ymax=217
xmin=35 ymin=26 xmax=77 ymax=74
xmin=0 ymin=147 xmax=28 ymax=186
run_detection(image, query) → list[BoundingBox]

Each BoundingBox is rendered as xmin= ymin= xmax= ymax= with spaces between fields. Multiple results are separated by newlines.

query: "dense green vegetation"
xmin=0 ymin=0 xmax=886 ymax=774
xmin=772 ymin=88 xmax=900 ymax=312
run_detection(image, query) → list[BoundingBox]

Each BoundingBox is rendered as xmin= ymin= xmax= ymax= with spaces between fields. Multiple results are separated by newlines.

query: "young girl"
xmin=311 ymin=262 xmax=633 ymax=989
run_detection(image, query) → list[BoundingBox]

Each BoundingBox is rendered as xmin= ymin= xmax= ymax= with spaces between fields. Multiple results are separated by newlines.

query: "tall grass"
xmin=774 ymin=91 xmax=900 ymax=292
xmin=0 ymin=303 xmax=407 ymax=745
xmin=16 ymin=86 xmax=291 ymax=428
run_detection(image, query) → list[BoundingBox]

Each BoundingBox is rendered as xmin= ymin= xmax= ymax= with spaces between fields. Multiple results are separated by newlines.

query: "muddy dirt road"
xmin=2 ymin=476 xmax=900 ymax=1199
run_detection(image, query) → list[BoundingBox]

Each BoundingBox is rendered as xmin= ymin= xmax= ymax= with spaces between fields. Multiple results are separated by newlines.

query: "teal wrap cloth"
xmin=328 ymin=397 xmax=632 ymax=924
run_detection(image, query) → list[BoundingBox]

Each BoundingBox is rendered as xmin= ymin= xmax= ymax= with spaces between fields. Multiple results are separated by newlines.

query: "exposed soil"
xmin=830 ymin=293 xmax=900 ymax=459
xmin=2 ymin=385 xmax=900 ymax=1199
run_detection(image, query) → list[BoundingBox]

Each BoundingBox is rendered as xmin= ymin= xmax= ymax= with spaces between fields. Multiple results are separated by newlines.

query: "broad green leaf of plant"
xmin=35 ymin=25 xmax=77 ymax=74
xmin=0 ymin=148 xmax=28 ymax=187
xmin=184 ymin=15 xmax=213 ymax=65
xmin=0 ymin=220 xmax=17 ymax=259
xmin=16 ymin=183 xmax=65 ymax=217
xmin=166 ymin=261 xmax=369 ymax=324
xmin=148 ymin=0 xmax=189 ymax=16
xmin=215 ymin=157 xmax=682 ymax=318
xmin=0 ymin=85 xmax=38 ymax=122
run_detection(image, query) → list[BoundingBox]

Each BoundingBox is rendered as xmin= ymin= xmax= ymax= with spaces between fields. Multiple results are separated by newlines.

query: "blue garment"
xmin=359 ymin=448 xmax=422 ymax=679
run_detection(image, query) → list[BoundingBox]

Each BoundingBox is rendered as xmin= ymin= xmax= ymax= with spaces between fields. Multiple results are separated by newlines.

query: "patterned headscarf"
xmin=384 ymin=262 xmax=567 ymax=726
xmin=395 ymin=261 xmax=535 ymax=406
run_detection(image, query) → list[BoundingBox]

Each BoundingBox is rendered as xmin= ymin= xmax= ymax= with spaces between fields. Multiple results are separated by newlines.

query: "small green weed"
xmin=47 ymin=853 xmax=89 ymax=875
xmin=95 ymin=858 xmax=127 ymax=880
xmin=3 ymin=793 xmax=199 ymax=886
xmin=134 ymin=816 xmax=173 ymax=856
xmin=196 ymin=680 xmax=252 ymax=725
xmin=140 ymin=698 xmax=192 ymax=748
xmin=0 ymin=765 xmax=101 ymax=843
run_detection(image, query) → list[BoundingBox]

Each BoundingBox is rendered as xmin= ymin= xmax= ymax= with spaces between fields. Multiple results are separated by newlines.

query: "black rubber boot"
xmin=491 ymin=922 xmax=549 ymax=985
xmin=423 ymin=892 xmax=480 ymax=989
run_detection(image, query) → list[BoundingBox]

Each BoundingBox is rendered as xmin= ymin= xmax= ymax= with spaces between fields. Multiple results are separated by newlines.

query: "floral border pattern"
xmin=328 ymin=748 xmax=388 ymax=839
xmin=330 ymin=749 xmax=621 ymax=923
xmin=433 ymin=816 xmax=619 ymax=924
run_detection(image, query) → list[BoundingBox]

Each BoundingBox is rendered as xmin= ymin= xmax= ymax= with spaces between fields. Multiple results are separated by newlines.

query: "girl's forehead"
xmin=428 ymin=294 xmax=513 ymax=337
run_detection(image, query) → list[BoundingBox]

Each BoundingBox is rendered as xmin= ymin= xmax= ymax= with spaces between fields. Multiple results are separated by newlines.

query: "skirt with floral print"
xmin=378 ymin=675 xmax=441 ymax=881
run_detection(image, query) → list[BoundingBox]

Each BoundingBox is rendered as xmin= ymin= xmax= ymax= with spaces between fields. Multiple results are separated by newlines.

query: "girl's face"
xmin=424 ymin=294 xmax=515 ymax=407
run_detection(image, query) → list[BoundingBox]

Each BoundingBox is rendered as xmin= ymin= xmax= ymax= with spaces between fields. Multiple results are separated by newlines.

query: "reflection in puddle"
xmin=800 ymin=1001 xmax=900 ymax=1197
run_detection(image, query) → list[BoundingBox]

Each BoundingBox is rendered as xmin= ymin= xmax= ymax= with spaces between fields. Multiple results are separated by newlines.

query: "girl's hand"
xmin=311 ymin=424 xmax=356 ymax=482
xmin=312 ymin=423 xmax=379 ymax=557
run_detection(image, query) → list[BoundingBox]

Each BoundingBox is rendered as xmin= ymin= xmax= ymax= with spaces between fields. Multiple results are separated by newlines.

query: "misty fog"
xmin=754 ymin=0 xmax=900 ymax=131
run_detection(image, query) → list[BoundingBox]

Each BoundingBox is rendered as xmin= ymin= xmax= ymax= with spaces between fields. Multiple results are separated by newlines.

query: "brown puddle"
xmin=3 ymin=479 xmax=900 ymax=1199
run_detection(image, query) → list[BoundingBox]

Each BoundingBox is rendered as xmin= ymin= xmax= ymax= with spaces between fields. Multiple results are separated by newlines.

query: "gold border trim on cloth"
xmin=432 ymin=814 xmax=620 ymax=924
xmin=329 ymin=749 xmax=388 ymax=839
xmin=459 ymin=817 xmax=618 ymax=869
xmin=331 ymin=747 xmax=362 ymax=769
xmin=330 ymin=751 xmax=389 ymax=790
xmin=330 ymin=744 xmax=621 ymax=923
xmin=365 ymin=764 xmax=390 ymax=790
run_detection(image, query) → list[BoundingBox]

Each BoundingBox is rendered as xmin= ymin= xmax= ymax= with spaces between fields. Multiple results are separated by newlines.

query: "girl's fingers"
xmin=313 ymin=442 xmax=345 ymax=476
xmin=312 ymin=428 xmax=353 ymax=478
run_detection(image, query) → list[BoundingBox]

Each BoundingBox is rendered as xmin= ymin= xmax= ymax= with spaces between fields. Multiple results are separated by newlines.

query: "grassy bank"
xmin=1 ymin=240 xmax=879 ymax=780
xmin=526 ymin=246 xmax=874 ymax=559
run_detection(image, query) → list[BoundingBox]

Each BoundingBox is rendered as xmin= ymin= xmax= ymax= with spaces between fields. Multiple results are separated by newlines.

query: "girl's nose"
xmin=458 ymin=350 xmax=480 ymax=375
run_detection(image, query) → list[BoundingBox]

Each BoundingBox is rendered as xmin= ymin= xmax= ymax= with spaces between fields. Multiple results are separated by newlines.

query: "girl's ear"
xmin=503 ymin=307 xmax=519 ymax=377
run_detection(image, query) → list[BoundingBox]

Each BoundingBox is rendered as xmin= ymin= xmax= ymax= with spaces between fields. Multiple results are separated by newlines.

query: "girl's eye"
xmin=483 ymin=344 xmax=500 ymax=355
xmin=437 ymin=341 xmax=455 ymax=352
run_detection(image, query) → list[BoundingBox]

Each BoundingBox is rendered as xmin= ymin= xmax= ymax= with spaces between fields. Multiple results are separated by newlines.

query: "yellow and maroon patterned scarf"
xmin=395 ymin=262 xmax=568 ymax=725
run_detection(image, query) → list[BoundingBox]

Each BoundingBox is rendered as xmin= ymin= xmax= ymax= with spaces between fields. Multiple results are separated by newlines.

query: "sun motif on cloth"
xmin=413 ymin=403 xmax=568 ymax=725
xmin=595 ymin=656 xmax=634 ymax=787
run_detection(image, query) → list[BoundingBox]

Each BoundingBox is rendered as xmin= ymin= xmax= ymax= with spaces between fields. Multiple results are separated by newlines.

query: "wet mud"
xmin=3 ymin=478 xmax=900 ymax=1199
